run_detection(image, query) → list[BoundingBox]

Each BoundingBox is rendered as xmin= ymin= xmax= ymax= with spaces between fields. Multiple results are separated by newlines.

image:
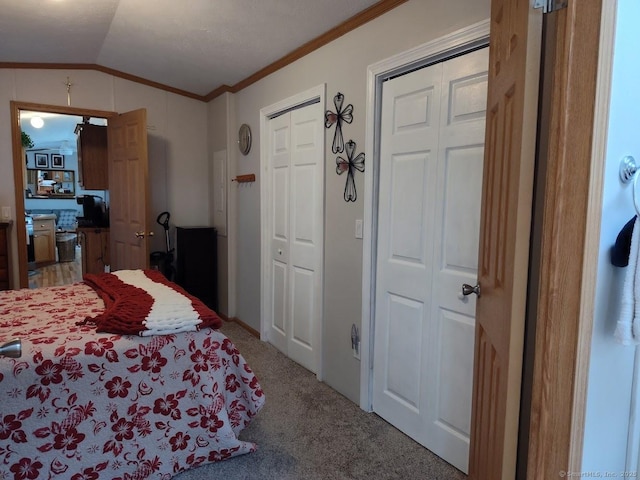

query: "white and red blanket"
xmin=82 ymin=269 xmax=222 ymax=336
xmin=0 ymin=282 xmax=264 ymax=480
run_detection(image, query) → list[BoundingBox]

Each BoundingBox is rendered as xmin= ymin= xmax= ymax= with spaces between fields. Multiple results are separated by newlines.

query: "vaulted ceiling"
xmin=0 ymin=0 xmax=401 ymax=100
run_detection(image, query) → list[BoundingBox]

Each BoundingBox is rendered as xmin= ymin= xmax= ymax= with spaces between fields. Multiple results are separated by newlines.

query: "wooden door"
xmin=468 ymin=1 xmax=542 ymax=479
xmin=108 ymin=109 xmax=150 ymax=271
xmin=267 ymin=102 xmax=324 ymax=373
xmin=373 ymin=48 xmax=488 ymax=473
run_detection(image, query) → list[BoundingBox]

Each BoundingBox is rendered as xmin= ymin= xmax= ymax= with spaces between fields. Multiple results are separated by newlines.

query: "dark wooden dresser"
xmin=0 ymin=222 xmax=11 ymax=291
xmin=175 ymin=227 xmax=217 ymax=311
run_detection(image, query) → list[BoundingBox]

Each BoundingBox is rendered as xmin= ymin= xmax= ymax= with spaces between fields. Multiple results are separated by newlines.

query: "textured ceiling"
xmin=0 ymin=0 xmax=382 ymax=97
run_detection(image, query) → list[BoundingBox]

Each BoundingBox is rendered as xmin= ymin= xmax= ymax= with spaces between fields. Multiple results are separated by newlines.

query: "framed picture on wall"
xmin=35 ymin=153 xmax=48 ymax=168
xmin=51 ymin=154 xmax=64 ymax=169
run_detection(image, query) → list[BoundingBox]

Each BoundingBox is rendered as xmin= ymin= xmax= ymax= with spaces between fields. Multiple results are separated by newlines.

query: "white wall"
xmin=229 ymin=0 xmax=490 ymax=402
xmin=583 ymin=0 xmax=640 ymax=471
xmin=0 ymin=69 xmax=209 ymax=287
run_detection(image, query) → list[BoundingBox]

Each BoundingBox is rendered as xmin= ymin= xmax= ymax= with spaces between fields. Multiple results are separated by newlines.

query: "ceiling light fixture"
xmin=30 ymin=117 xmax=44 ymax=129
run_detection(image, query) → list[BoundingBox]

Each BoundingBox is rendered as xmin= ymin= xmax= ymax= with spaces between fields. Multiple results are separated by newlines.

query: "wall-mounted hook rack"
xmin=620 ymin=155 xmax=638 ymax=183
xmin=232 ymin=174 xmax=256 ymax=183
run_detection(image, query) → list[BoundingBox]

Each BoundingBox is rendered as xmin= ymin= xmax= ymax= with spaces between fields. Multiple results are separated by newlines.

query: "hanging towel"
xmin=615 ymin=215 xmax=640 ymax=345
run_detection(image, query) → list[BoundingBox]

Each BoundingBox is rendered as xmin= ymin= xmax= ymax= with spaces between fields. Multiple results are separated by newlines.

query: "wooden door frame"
xmin=360 ymin=19 xmax=490 ymax=409
xmin=10 ymin=101 xmax=116 ymax=289
xmin=525 ymin=1 xmax=604 ymax=477
xmin=258 ymin=84 xmax=326 ymax=380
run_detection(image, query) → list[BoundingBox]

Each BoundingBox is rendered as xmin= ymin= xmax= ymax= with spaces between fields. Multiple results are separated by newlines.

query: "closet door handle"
xmin=461 ymin=283 xmax=481 ymax=298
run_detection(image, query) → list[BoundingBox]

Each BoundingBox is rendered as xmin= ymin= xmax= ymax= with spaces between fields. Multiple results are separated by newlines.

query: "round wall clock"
xmin=238 ymin=123 xmax=252 ymax=155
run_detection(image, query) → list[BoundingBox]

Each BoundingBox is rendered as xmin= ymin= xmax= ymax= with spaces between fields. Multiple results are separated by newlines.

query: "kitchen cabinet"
xmin=0 ymin=222 xmax=10 ymax=291
xmin=76 ymin=123 xmax=108 ymax=190
xmin=78 ymin=227 xmax=109 ymax=275
xmin=33 ymin=217 xmax=56 ymax=265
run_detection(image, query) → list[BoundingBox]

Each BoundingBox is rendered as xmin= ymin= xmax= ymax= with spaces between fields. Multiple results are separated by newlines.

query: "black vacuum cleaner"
xmin=150 ymin=211 xmax=175 ymax=281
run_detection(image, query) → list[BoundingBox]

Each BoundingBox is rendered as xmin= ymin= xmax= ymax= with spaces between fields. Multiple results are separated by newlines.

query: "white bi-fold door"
xmin=373 ymin=47 xmax=488 ymax=473
xmin=266 ymin=102 xmax=323 ymax=373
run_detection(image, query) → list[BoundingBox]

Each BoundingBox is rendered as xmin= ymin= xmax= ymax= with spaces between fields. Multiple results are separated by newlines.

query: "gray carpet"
xmin=175 ymin=321 xmax=467 ymax=480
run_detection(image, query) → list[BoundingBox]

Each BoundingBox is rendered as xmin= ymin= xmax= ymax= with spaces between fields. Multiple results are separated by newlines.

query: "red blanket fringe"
xmin=81 ymin=269 xmax=222 ymax=335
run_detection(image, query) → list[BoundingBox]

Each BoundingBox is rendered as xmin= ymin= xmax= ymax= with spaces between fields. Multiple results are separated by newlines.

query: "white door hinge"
xmin=533 ymin=0 xmax=568 ymax=13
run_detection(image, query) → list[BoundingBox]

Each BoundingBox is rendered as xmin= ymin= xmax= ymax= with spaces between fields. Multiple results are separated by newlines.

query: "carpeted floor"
xmin=175 ymin=321 xmax=467 ymax=480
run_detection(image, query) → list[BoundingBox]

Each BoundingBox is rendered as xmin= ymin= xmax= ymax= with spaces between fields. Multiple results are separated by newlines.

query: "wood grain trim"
xmin=571 ymin=0 xmax=616 ymax=467
xmin=228 ymin=316 xmax=260 ymax=339
xmin=12 ymin=100 xmax=117 ymax=119
xmin=205 ymin=0 xmax=409 ymax=101
xmin=11 ymin=100 xmax=118 ymax=289
xmin=0 ymin=0 xmax=407 ymax=103
xmin=206 ymin=85 xmax=234 ymax=100
xmin=526 ymin=1 xmax=602 ymax=477
xmin=92 ymin=65 xmax=206 ymax=101
xmin=9 ymin=101 xmax=26 ymax=290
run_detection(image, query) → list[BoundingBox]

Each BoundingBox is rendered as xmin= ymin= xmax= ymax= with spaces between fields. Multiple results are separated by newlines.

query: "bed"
xmin=0 ymin=270 xmax=265 ymax=480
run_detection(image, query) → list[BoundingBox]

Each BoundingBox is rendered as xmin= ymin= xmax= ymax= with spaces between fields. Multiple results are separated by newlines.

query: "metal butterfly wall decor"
xmin=336 ymin=140 xmax=365 ymax=202
xmin=325 ymin=92 xmax=354 ymax=154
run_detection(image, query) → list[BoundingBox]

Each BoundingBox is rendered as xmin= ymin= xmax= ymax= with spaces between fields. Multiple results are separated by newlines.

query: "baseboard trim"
xmin=227 ymin=316 xmax=260 ymax=338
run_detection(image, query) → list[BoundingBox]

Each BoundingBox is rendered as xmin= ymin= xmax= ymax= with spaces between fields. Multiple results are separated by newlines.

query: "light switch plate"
xmin=355 ymin=219 xmax=363 ymax=239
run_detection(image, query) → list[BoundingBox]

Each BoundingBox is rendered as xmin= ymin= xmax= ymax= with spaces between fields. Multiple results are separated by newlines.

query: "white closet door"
xmin=268 ymin=113 xmax=291 ymax=355
xmin=267 ymin=102 xmax=323 ymax=373
xmin=373 ymin=47 xmax=488 ymax=473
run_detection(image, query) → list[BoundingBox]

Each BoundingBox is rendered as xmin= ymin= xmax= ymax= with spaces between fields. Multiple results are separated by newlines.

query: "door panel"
xmin=273 ymin=169 xmax=289 ymax=245
xmin=269 ymin=114 xmax=290 ymax=354
xmin=389 ymin=152 xmax=431 ymax=264
xmin=272 ymin=262 xmax=287 ymax=333
xmin=267 ymin=102 xmax=323 ymax=373
xmin=374 ymin=61 xmax=441 ymax=447
xmin=428 ymin=48 xmax=488 ymax=472
xmin=468 ymin=1 xmax=542 ymax=478
xmin=287 ymin=104 xmax=322 ymax=372
xmin=108 ymin=108 xmax=149 ymax=271
xmin=291 ymin=266 xmax=313 ymax=348
xmin=385 ymin=294 xmax=423 ymax=411
xmin=437 ymin=310 xmax=475 ymax=435
xmin=374 ymin=47 xmax=488 ymax=473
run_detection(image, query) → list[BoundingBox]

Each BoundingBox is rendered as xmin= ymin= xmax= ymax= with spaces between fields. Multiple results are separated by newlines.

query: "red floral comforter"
xmin=0 ymin=283 xmax=265 ymax=480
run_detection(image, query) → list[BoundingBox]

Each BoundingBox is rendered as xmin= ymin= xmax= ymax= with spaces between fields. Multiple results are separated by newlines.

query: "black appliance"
xmin=25 ymin=215 xmax=35 ymax=266
xmin=76 ymin=195 xmax=108 ymax=227
xmin=176 ymin=227 xmax=217 ymax=310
